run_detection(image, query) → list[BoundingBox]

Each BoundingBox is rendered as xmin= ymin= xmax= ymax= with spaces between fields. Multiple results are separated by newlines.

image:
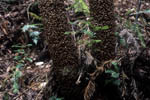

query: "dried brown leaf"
xmin=84 ymin=80 xmax=95 ymax=100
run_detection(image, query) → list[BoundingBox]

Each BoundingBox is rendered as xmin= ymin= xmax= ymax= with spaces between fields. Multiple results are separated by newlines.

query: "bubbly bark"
xmin=38 ymin=0 xmax=81 ymax=99
xmin=88 ymin=1 xmax=118 ymax=100
xmin=89 ymin=0 xmax=116 ymax=66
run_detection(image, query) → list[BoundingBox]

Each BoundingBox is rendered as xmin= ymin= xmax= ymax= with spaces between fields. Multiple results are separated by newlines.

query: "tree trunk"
xmin=89 ymin=0 xmax=116 ymax=66
xmin=88 ymin=0 xmax=118 ymax=100
xmin=38 ymin=0 xmax=116 ymax=99
xmin=38 ymin=0 xmax=81 ymax=99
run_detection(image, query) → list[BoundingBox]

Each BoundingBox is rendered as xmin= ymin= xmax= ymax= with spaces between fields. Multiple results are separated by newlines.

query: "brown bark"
xmin=38 ymin=0 xmax=116 ymax=99
xmin=89 ymin=0 xmax=116 ymax=66
xmin=38 ymin=0 xmax=81 ymax=99
xmin=87 ymin=0 xmax=117 ymax=100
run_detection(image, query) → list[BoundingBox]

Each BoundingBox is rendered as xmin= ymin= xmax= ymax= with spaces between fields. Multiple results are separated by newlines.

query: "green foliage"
xmin=135 ymin=9 xmax=150 ymax=15
xmin=12 ymin=44 xmax=32 ymax=48
xmin=11 ymin=44 xmax=33 ymax=93
xmin=105 ymin=61 xmax=120 ymax=86
xmin=134 ymin=24 xmax=146 ymax=47
xmin=125 ymin=19 xmax=146 ymax=48
xmin=93 ymin=25 xmax=109 ymax=31
xmin=29 ymin=12 xmax=42 ymax=21
xmin=22 ymin=24 xmax=38 ymax=32
xmin=67 ymin=20 xmax=109 ymax=46
xmin=120 ymin=38 xmax=126 ymax=47
xmin=115 ymin=31 xmax=126 ymax=47
xmin=13 ymin=77 xmax=20 ymax=93
xmin=49 ymin=96 xmax=63 ymax=100
xmin=71 ymin=0 xmax=89 ymax=14
xmin=65 ymin=0 xmax=110 ymax=48
xmin=22 ymin=24 xmax=42 ymax=45
xmin=65 ymin=18 xmax=109 ymax=47
xmin=3 ymin=92 xmax=9 ymax=100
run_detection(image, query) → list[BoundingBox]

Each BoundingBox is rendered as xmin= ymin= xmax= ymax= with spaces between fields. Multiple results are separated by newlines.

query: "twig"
xmin=90 ymin=60 xmax=112 ymax=80
xmin=27 ymin=2 xmax=34 ymax=21
xmin=135 ymin=0 xmax=142 ymax=23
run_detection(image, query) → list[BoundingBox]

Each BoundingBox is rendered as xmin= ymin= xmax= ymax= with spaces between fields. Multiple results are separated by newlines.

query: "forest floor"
xmin=0 ymin=0 xmax=150 ymax=100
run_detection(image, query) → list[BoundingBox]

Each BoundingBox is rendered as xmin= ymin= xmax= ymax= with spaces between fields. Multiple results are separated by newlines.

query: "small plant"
xmin=65 ymin=19 xmax=108 ymax=47
xmin=22 ymin=9 xmax=43 ymax=45
xmin=22 ymin=24 xmax=42 ymax=45
xmin=11 ymin=11 xmax=42 ymax=93
xmin=125 ymin=8 xmax=148 ymax=48
xmin=29 ymin=12 xmax=42 ymax=21
xmin=70 ymin=0 xmax=89 ymax=14
xmin=11 ymin=44 xmax=32 ymax=93
xmin=65 ymin=0 xmax=110 ymax=48
xmin=105 ymin=61 xmax=120 ymax=86
xmin=49 ymin=96 xmax=63 ymax=100
xmin=134 ymin=24 xmax=146 ymax=47
xmin=125 ymin=20 xmax=146 ymax=47
xmin=65 ymin=20 xmax=109 ymax=49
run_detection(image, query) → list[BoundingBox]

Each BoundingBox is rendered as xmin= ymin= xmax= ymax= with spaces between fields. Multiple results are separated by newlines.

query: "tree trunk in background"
xmin=38 ymin=0 xmax=81 ymax=99
xmin=89 ymin=0 xmax=116 ymax=66
xmin=88 ymin=1 xmax=118 ymax=100
xmin=38 ymin=0 xmax=116 ymax=99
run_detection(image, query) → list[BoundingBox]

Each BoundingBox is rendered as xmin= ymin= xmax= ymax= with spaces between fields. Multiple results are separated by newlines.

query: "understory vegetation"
xmin=0 ymin=0 xmax=150 ymax=100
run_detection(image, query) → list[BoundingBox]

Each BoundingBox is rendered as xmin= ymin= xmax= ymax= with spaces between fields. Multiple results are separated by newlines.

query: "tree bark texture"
xmin=89 ymin=0 xmax=116 ymax=66
xmin=38 ymin=0 xmax=116 ymax=99
xmin=38 ymin=0 xmax=81 ymax=99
